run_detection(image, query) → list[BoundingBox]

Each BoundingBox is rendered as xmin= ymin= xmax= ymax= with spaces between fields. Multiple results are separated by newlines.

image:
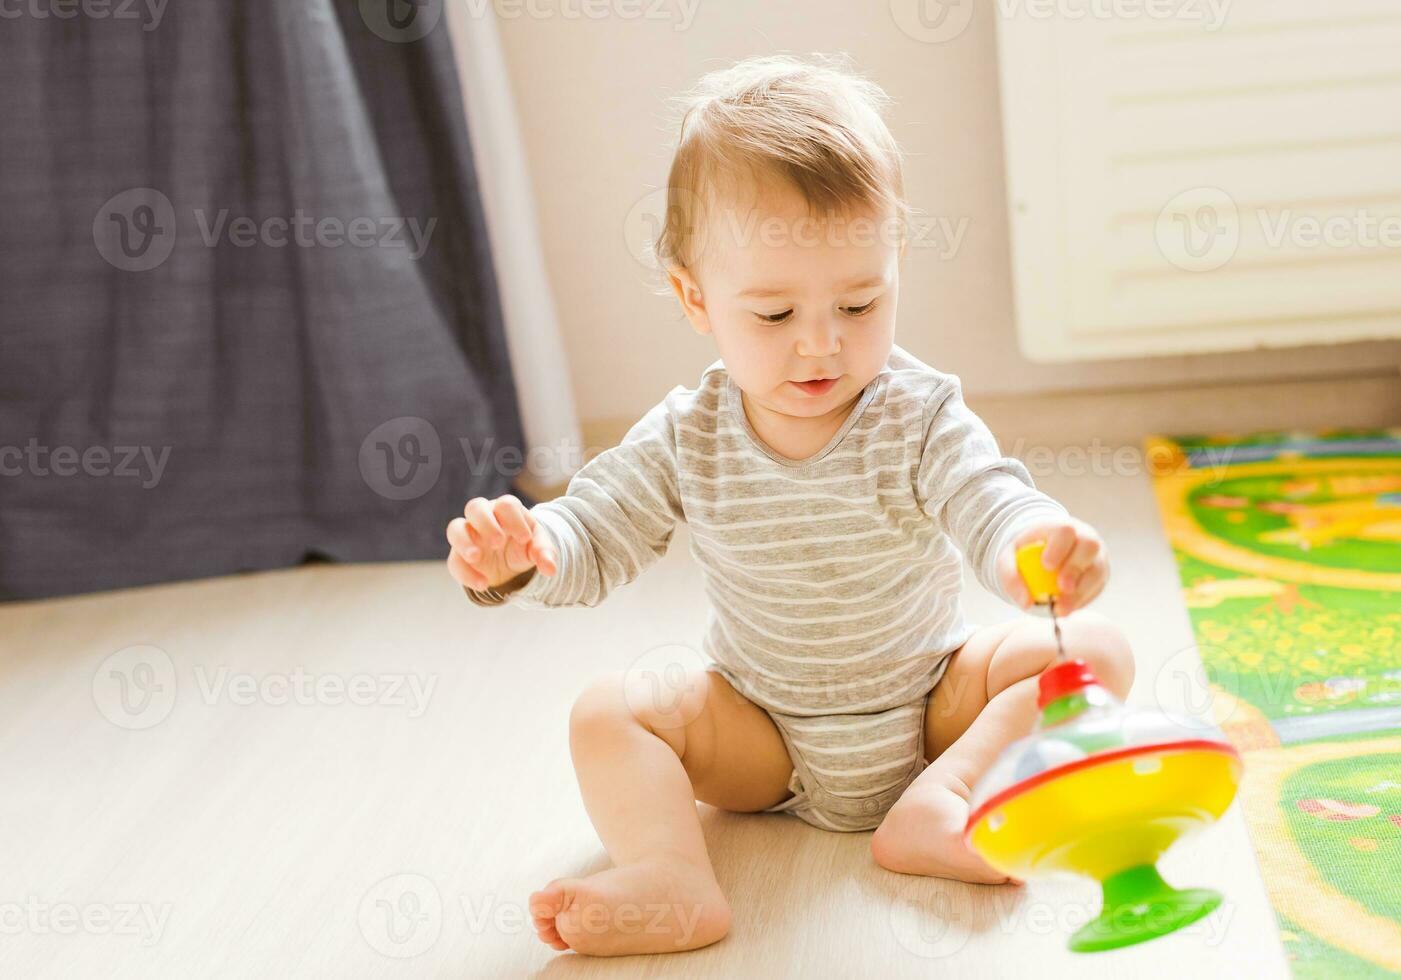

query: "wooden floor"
xmin=0 ymin=454 xmax=1297 ymax=979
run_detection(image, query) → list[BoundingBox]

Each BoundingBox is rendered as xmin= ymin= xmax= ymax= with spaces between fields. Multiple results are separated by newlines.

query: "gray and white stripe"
xmin=509 ymin=343 xmax=1067 ymax=814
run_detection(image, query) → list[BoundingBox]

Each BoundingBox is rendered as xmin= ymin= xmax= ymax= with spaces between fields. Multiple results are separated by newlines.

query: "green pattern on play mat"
xmin=1149 ymin=429 xmax=1401 ymax=978
xmin=1281 ymin=752 xmax=1401 ymax=924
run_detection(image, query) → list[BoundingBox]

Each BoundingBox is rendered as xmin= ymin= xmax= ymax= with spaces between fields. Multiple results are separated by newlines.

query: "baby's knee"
xmin=990 ymin=610 xmax=1134 ymax=698
xmin=569 ymin=672 xmax=634 ymax=741
xmin=568 ymin=669 xmax=703 ymax=755
xmin=1062 ymin=610 xmax=1135 ymax=696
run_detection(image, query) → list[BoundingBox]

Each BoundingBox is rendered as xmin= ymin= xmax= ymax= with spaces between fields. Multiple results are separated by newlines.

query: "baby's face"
xmin=670 ymin=179 xmax=900 ymax=423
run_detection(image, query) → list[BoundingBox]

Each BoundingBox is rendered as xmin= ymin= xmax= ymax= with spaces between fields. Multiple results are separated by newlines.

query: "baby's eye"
xmin=756 ymin=309 xmax=793 ymax=324
xmin=842 ymin=300 xmax=877 ymax=317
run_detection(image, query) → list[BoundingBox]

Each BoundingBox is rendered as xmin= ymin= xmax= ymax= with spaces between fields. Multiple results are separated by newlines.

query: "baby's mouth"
xmin=790 ymin=377 xmax=839 ymax=396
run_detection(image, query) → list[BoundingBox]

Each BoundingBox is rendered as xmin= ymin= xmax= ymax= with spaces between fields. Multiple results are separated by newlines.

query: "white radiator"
xmin=994 ymin=0 xmax=1401 ymax=361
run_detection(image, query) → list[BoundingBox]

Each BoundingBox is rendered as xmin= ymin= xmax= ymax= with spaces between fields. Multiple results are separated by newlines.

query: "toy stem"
xmin=1014 ymin=541 xmax=1066 ymax=660
xmin=1048 ymin=596 xmax=1065 ymax=660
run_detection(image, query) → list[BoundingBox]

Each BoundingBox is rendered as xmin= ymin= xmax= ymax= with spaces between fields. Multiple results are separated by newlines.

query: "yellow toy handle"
xmin=1015 ymin=541 xmax=1060 ymax=605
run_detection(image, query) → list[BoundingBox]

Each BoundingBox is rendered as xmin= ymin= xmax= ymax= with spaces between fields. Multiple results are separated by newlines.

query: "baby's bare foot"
xmin=912 ymin=823 xmax=1021 ymax=885
xmin=873 ymin=784 xmax=1024 ymax=886
xmin=528 ymin=857 xmax=731 ymax=956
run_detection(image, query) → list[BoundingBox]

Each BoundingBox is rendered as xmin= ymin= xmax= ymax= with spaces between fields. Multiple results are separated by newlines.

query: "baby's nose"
xmin=796 ymin=322 xmax=842 ymax=357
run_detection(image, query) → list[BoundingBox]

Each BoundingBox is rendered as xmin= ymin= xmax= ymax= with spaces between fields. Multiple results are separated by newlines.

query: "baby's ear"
xmin=666 ymin=266 xmax=711 ymax=334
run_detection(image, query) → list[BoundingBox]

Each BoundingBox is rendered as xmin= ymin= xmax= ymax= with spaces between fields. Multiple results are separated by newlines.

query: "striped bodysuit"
xmin=507 ymin=343 xmax=1067 ymax=831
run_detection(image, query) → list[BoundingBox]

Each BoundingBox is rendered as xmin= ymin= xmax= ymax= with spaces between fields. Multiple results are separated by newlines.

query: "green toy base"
xmin=1070 ymin=863 xmax=1222 ymax=953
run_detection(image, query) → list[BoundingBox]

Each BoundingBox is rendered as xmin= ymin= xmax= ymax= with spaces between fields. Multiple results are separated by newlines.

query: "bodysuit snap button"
xmin=861 ymin=799 xmax=880 ymax=814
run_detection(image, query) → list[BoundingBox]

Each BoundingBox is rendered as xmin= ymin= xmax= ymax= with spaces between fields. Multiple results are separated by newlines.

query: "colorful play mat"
xmin=1147 ymin=429 xmax=1401 ymax=978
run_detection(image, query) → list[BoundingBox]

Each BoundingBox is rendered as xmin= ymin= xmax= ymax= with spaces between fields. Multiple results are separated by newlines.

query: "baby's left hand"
xmin=997 ymin=517 xmax=1109 ymax=614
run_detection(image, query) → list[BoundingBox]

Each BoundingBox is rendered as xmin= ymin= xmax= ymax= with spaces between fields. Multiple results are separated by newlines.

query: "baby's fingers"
xmin=445 ymin=518 xmax=480 ymax=560
xmin=1062 ymin=565 xmax=1108 ymax=614
xmin=1056 ymin=538 xmax=1104 ymax=601
xmin=446 ymin=547 xmax=488 ymax=590
xmin=494 ymin=494 xmax=535 ymax=547
xmin=528 ymin=522 xmax=558 ymax=576
xmin=1060 ymin=535 xmax=1102 ymax=581
xmin=465 ymin=496 xmax=508 ymax=548
xmin=1040 ymin=524 xmax=1078 ymax=569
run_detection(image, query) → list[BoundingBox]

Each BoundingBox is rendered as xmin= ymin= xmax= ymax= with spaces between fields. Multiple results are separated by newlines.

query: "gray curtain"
xmin=0 ymin=0 xmax=529 ymax=600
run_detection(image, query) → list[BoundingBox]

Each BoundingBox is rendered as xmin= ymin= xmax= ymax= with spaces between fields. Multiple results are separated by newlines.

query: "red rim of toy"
xmin=961 ymin=738 xmax=1242 ymax=845
xmin=1037 ymin=658 xmax=1101 ymax=710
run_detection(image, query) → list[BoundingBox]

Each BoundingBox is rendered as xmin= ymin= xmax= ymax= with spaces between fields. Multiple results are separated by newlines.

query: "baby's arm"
xmin=448 ymin=395 xmax=684 ymax=609
xmin=914 ymin=375 xmax=1070 ymax=606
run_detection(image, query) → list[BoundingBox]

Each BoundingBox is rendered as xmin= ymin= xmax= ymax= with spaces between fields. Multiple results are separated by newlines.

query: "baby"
xmin=445 ymin=53 xmax=1134 ymax=957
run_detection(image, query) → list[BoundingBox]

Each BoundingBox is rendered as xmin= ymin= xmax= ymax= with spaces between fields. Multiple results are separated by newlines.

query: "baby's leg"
xmin=530 ymin=668 xmax=793 ymax=956
xmin=871 ymin=610 xmax=1134 ymax=882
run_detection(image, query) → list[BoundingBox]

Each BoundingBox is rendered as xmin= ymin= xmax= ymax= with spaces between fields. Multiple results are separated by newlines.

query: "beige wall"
xmin=494 ymin=0 xmax=1401 ymax=426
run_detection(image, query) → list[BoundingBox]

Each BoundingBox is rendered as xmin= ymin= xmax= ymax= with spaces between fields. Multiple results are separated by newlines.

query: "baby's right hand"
xmin=445 ymin=493 xmax=558 ymax=592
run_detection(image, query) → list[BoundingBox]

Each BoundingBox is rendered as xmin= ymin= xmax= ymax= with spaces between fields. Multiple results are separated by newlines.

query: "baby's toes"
xmin=537 ymin=926 xmax=569 ymax=950
xmin=529 ymin=882 xmax=575 ymax=950
xmin=533 ymin=914 xmax=569 ymax=951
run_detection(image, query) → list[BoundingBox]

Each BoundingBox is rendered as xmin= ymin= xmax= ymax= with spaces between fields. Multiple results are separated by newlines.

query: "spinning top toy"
xmin=962 ymin=542 xmax=1245 ymax=952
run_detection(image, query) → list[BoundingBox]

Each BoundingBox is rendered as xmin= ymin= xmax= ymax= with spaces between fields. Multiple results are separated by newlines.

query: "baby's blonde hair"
xmin=653 ymin=53 xmax=911 ymax=281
